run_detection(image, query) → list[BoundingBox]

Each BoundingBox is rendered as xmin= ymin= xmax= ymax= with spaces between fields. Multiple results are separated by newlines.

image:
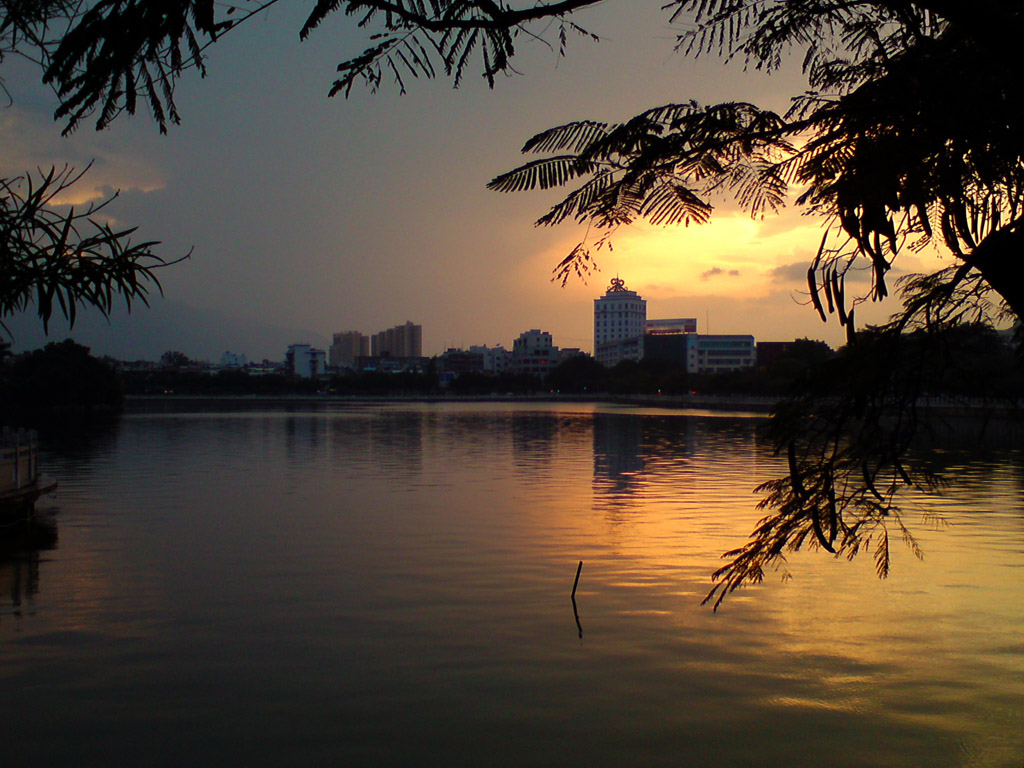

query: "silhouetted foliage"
xmin=1 ymin=5 xmax=181 ymax=337
xmin=704 ymin=323 xmax=1024 ymax=608
xmin=159 ymin=349 xmax=191 ymax=368
xmin=119 ymin=367 xmax=305 ymax=396
xmin=330 ymin=369 xmax=439 ymax=396
xmin=1 ymin=338 xmax=122 ymax=422
xmin=446 ymin=370 xmax=541 ymax=394
xmin=0 ymin=167 xmax=174 ymax=334
xmin=546 ymin=355 xmax=607 ymax=393
xmin=7 ymin=0 xmax=1024 ymax=604
xmin=765 ymin=339 xmax=834 ymax=379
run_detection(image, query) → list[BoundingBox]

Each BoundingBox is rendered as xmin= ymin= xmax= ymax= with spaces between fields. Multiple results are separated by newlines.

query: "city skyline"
xmin=1 ymin=4 xmax=943 ymax=362
xmin=4 ymin=275 xmax=836 ymax=364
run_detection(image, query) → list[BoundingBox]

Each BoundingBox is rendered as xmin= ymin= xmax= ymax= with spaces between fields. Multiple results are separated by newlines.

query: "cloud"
xmin=768 ymin=261 xmax=810 ymax=284
xmin=1 ymin=104 xmax=168 ymax=206
xmin=768 ymin=260 xmax=887 ymax=285
xmin=701 ymin=267 xmax=741 ymax=280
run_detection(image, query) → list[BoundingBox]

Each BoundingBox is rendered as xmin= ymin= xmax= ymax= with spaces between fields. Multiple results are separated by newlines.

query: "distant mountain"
xmin=3 ymin=299 xmax=329 ymax=362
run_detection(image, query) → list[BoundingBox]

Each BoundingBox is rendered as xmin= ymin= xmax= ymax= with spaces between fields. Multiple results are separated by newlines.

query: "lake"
xmin=2 ymin=400 xmax=1023 ymax=767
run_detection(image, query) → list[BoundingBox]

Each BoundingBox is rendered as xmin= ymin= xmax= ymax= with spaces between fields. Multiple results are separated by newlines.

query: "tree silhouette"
xmin=6 ymin=0 xmax=1022 ymax=604
xmin=1 ymin=166 xmax=175 ymax=333
xmin=1 ymin=3 xmax=180 ymax=335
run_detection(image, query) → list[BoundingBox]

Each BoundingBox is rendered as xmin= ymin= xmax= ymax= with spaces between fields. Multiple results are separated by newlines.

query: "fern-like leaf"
xmin=487 ymin=156 xmax=595 ymax=193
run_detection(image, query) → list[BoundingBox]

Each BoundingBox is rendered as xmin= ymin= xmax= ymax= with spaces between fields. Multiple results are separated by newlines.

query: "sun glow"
xmin=600 ymin=211 xmax=826 ymax=300
xmin=529 ymin=209 xmax=829 ymax=302
xmin=524 ymin=207 xmax=963 ymax=347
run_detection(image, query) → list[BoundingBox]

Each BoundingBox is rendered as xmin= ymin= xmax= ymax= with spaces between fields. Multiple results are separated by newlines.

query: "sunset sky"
xmin=2 ymin=2 xmax=949 ymax=360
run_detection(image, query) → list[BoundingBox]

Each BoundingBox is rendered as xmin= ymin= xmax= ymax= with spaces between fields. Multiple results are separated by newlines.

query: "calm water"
xmin=2 ymin=400 xmax=1023 ymax=767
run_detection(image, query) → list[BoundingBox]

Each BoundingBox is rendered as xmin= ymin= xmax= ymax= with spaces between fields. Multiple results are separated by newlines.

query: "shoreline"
xmin=125 ymin=392 xmax=781 ymax=413
xmin=123 ymin=392 xmax=1024 ymax=419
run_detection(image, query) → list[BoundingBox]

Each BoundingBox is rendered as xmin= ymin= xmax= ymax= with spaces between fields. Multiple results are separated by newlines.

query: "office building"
xmin=645 ymin=332 xmax=755 ymax=373
xmin=594 ymin=277 xmax=647 ymax=367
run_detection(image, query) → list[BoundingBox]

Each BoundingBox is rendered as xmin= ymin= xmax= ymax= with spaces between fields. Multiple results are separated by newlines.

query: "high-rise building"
xmin=372 ymin=321 xmax=423 ymax=358
xmin=594 ymin=277 xmax=647 ymax=367
xmin=286 ymin=344 xmax=327 ymax=378
xmin=329 ymin=331 xmax=365 ymax=367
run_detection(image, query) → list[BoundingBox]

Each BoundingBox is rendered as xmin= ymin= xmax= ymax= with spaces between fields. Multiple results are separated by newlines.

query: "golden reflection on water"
xmin=2 ymin=401 xmax=1022 ymax=767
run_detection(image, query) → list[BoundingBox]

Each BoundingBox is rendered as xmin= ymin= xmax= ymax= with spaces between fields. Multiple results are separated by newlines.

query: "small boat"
xmin=1 ymin=430 xmax=57 ymax=523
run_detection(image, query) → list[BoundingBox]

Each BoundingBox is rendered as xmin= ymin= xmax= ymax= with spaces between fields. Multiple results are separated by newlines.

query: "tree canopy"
xmin=4 ymin=0 xmax=1022 ymax=604
xmin=1 ymin=1 xmax=178 ymax=335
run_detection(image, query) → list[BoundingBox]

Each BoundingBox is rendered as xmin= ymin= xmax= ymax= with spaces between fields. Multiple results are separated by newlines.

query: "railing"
xmin=1 ymin=428 xmax=39 ymax=493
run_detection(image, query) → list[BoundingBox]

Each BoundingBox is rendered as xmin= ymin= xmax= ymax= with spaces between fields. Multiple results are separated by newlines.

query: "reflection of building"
xmin=594 ymin=278 xmax=647 ymax=367
xmin=329 ymin=331 xmax=369 ymax=367
xmin=592 ymin=413 xmax=646 ymax=494
xmin=325 ymin=412 xmax=424 ymax=479
xmin=511 ymin=329 xmax=560 ymax=376
xmin=286 ymin=344 xmax=327 ymax=378
xmin=511 ymin=413 xmax=559 ymax=471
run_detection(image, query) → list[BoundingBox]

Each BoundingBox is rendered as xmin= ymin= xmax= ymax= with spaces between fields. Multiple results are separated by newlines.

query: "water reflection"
xmin=510 ymin=413 xmax=559 ymax=472
xmin=0 ymin=512 xmax=58 ymax=625
xmin=593 ymin=413 xmax=647 ymax=494
xmin=2 ymin=401 xmax=1022 ymax=767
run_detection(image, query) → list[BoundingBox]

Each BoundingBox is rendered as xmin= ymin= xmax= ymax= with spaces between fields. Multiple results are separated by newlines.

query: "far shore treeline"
xmin=2 ymin=326 xmax=1022 ymax=429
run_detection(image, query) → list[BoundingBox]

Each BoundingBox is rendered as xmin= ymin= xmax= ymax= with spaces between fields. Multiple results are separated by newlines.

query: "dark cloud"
xmin=701 ymin=267 xmax=741 ymax=280
xmin=769 ymin=260 xmax=899 ymax=285
xmin=768 ymin=261 xmax=810 ymax=283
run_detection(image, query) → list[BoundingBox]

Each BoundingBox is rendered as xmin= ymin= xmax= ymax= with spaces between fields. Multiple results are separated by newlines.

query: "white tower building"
xmin=594 ymin=277 xmax=647 ymax=367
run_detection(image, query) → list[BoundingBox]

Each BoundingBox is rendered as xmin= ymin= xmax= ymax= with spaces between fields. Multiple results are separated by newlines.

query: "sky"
xmin=1 ymin=1 xmax=950 ymax=361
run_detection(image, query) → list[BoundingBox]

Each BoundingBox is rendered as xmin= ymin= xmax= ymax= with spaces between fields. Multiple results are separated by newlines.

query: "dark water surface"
xmin=2 ymin=401 xmax=1023 ymax=767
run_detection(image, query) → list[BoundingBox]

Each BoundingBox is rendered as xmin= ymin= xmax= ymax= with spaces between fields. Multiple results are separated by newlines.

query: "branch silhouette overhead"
xmin=5 ymin=1 xmax=1022 ymax=605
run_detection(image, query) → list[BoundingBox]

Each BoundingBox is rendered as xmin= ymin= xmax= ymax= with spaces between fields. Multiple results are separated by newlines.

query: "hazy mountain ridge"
xmin=4 ymin=299 xmax=328 ymax=362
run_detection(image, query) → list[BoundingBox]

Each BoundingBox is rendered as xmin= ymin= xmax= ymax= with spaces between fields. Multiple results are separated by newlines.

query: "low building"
xmin=511 ymin=329 xmax=560 ymax=377
xmin=440 ymin=348 xmax=484 ymax=375
xmin=689 ymin=335 xmax=756 ymax=374
xmin=558 ymin=347 xmax=583 ymax=363
xmin=220 ymin=351 xmax=248 ymax=368
xmin=595 ymin=336 xmax=644 ymax=367
xmin=643 ymin=333 xmax=691 ymax=368
xmin=469 ymin=345 xmax=512 ymax=374
xmin=644 ymin=333 xmax=756 ymax=374
xmin=645 ymin=318 xmax=697 ymax=336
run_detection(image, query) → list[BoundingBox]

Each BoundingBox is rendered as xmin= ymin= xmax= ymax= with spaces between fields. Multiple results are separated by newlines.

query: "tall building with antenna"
xmin=594 ymin=277 xmax=647 ymax=367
